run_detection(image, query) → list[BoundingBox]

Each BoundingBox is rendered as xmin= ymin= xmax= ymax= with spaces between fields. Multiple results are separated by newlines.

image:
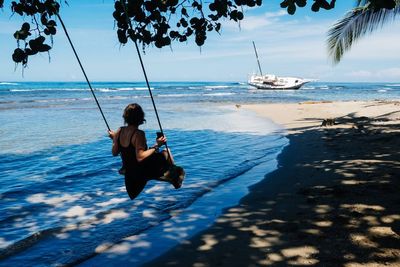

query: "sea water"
xmin=0 ymin=81 xmax=399 ymax=266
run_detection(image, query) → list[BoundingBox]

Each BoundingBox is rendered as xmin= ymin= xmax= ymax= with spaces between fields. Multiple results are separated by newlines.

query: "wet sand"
xmin=147 ymin=100 xmax=400 ymax=267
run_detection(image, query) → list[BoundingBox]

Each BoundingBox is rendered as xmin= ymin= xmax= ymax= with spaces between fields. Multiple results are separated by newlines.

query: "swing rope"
xmin=56 ymin=13 xmax=111 ymax=132
xmin=120 ymin=1 xmax=173 ymax=164
xmin=57 ymin=12 xmax=173 ymax=164
xmin=131 ymin=40 xmax=174 ymax=164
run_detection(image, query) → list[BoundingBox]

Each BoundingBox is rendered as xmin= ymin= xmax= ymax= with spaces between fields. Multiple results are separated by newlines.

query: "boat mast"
xmin=252 ymin=41 xmax=263 ymax=76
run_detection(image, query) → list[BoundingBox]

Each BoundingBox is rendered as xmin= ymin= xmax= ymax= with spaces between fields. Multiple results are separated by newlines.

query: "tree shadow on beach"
xmin=147 ymin=112 xmax=400 ymax=266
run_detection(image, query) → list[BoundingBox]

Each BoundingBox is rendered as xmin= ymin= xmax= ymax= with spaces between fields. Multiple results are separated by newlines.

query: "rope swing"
xmin=120 ymin=1 xmax=173 ymax=163
xmin=56 ymin=12 xmax=172 ymax=164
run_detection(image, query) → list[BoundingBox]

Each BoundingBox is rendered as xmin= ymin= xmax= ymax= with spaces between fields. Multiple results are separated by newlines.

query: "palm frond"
xmin=327 ymin=5 xmax=400 ymax=64
xmin=357 ymin=0 xmax=400 ymax=7
xmin=356 ymin=0 xmax=368 ymax=7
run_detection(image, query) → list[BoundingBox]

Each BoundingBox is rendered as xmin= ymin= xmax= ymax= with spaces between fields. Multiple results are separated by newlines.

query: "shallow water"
xmin=1 ymin=81 xmax=399 ymax=266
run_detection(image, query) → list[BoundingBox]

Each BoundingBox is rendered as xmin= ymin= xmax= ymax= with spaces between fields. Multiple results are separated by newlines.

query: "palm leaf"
xmin=327 ymin=4 xmax=400 ymax=64
xmin=356 ymin=0 xmax=368 ymax=6
xmin=356 ymin=0 xmax=400 ymax=7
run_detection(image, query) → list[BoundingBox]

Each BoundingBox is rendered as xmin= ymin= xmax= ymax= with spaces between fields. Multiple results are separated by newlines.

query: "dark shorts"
xmin=124 ymin=153 xmax=170 ymax=200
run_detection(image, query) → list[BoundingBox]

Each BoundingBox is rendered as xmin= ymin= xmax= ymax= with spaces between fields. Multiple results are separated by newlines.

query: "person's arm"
xmin=108 ymin=128 xmax=121 ymax=156
xmin=134 ymin=131 xmax=166 ymax=162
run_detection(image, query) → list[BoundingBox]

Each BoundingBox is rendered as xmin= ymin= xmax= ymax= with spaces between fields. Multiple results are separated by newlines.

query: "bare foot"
xmin=173 ymin=167 xmax=185 ymax=189
xmin=162 ymin=166 xmax=185 ymax=189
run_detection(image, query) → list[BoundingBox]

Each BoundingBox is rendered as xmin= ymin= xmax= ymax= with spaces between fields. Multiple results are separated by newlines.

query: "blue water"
xmin=0 ymin=81 xmax=399 ymax=266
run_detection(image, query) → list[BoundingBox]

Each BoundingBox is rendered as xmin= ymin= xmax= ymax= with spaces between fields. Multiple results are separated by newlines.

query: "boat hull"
xmin=248 ymin=75 xmax=310 ymax=90
xmin=248 ymin=81 xmax=308 ymax=90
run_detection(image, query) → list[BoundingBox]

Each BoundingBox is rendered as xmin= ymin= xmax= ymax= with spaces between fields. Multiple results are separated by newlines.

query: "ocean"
xmin=0 ymin=81 xmax=399 ymax=266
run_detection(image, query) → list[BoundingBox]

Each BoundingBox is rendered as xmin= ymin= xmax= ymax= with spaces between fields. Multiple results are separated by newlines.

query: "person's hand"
xmin=108 ymin=130 xmax=115 ymax=140
xmin=156 ymin=135 xmax=167 ymax=147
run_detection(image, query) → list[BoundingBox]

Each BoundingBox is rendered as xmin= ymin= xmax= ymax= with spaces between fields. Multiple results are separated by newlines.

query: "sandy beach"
xmin=147 ymin=100 xmax=400 ymax=266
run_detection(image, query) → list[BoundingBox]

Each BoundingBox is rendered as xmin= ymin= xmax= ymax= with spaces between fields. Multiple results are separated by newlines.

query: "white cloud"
xmin=224 ymin=15 xmax=272 ymax=31
xmin=264 ymin=10 xmax=288 ymax=19
xmin=224 ymin=10 xmax=291 ymax=31
xmin=384 ymin=68 xmax=400 ymax=77
xmin=347 ymin=70 xmax=373 ymax=78
xmin=347 ymin=68 xmax=400 ymax=80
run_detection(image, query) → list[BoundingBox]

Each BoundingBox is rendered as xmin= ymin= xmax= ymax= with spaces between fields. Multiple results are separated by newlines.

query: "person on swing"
xmin=108 ymin=103 xmax=184 ymax=200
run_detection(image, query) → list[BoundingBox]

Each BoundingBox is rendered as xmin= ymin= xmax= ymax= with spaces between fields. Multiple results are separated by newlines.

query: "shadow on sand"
xmin=146 ymin=113 xmax=400 ymax=266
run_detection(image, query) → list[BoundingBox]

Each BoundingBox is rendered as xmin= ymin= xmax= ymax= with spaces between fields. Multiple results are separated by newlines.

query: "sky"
xmin=0 ymin=0 xmax=399 ymax=82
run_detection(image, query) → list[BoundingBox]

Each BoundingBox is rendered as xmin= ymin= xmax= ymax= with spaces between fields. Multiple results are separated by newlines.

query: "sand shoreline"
xmin=147 ymin=100 xmax=400 ymax=266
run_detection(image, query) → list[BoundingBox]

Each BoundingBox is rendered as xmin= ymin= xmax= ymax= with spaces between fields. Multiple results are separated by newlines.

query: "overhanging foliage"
xmin=1 ymin=0 xmax=396 ymax=67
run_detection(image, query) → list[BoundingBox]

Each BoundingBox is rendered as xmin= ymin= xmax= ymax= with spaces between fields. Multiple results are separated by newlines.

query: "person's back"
xmin=118 ymin=127 xmax=143 ymax=174
xmin=108 ymin=103 xmax=184 ymax=200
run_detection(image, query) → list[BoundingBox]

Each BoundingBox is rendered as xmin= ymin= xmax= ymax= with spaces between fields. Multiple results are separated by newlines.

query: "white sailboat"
xmin=248 ymin=42 xmax=311 ymax=90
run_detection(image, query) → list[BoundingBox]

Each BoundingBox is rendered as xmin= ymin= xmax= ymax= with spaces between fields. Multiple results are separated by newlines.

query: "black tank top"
xmin=118 ymin=128 xmax=141 ymax=173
